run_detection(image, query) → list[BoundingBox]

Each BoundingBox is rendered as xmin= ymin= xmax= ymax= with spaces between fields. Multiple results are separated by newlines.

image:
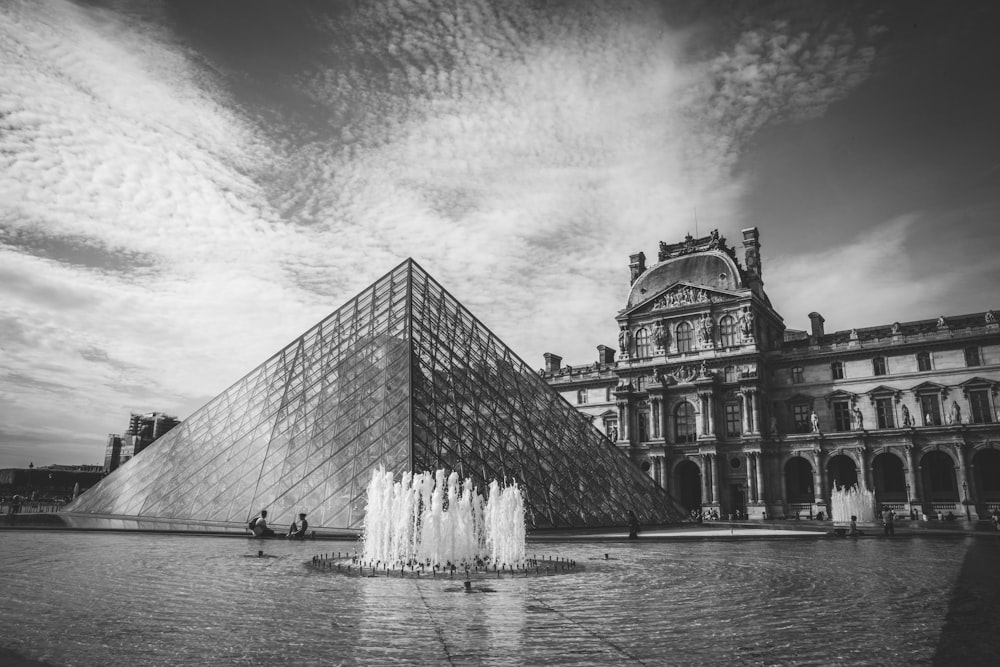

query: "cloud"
xmin=765 ymin=214 xmax=952 ymax=332
xmin=0 ymin=0 xmax=887 ymax=466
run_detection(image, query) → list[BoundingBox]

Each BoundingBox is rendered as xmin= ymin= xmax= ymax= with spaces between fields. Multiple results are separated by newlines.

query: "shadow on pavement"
xmin=933 ymin=535 xmax=1000 ymax=665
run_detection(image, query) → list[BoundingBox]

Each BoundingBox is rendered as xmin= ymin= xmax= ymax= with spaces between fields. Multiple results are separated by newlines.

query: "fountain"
xmin=360 ymin=467 xmax=527 ymax=570
xmin=829 ymin=483 xmax=877 ymax=524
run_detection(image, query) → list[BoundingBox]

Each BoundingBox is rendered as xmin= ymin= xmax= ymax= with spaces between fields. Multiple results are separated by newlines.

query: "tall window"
xmin=676 ymin=322 xmax=693 ymax=353
xmin=637 ymin=411 xmax=649 ymax=442
xmin=719 ymin=315 xmax=738 ymax=347
xmin=604 ymin=418 xmax=619 ymax=441
xmin=675 ymin=402 xmax=697 ymax=443
xmin=919 ymin=394 xmax=941 ymax=425
xmin=833 ymin=401 xmax=852 ymax=431
xmin=791 ymin=366 xmax=804 ymax=384
xmin=831 ymin=361 xmax=844 ymax=380
xmin=970 ymin=390 xmax=994 ymax=424
xmin=792 ymin=403 xmax=811 ymax=433
xmin=917 ymin=352 xmax=932 ymax=372
xmin=875 ymin=397 xmax=895 ymax=429
xmin=634 ymin=328 xmax=652 ymax=358
xmin=577 ymin=389 xmax=588 ymax=405
xmin=725 ymin=402 xmax=742 ymax=437
xmin=873 ymin=357 xmax=887 ymax=376
xmin=724 ymin=366 xmax=736 ymax=383
xmin=965 ymin=347 xmax=982 ymax=367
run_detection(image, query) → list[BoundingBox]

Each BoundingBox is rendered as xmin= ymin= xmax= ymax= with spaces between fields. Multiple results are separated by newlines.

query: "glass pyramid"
xmin=65 ymin=260 xmax=686 ymax=531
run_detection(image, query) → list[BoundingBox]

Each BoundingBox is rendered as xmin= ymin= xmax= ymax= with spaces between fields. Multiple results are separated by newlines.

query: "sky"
xmin=2 ymin=0 xmax=999 ymax=468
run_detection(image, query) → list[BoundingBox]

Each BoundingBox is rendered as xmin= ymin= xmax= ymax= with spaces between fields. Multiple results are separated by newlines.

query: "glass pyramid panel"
xmin=66 ymin=260 xmax=686 ymax=531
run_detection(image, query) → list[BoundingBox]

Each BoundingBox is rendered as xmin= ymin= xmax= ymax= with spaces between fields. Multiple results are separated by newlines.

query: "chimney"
xmin=597 ymin=345 xmax=616 ymax=365
xmin=808 ymin=312 xmax=825 ymax=339
xmin=629 ymin=252 xmax=646 ymax=285
xmin=741 ymin=227 xmax=763 ymax=287
xmin=543 ymin=352 xmax=563 ymax=373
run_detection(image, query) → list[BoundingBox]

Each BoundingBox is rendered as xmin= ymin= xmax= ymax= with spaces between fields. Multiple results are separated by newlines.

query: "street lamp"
xmin=962 ymin=481 xmax=971 ymax=521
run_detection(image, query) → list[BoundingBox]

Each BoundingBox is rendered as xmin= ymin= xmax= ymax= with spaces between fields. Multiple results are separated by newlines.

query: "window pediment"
xmin=911 ymin=381 xmax=949 ymax=398
xmin=824 ymin=389 xmax=856 ymax=407
xmin=867 ymin=385 xmax=901 ymax=405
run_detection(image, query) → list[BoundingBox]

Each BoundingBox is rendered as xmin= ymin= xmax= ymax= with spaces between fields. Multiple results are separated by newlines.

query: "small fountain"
xmin=829 ymin=483 xmax=877 ymax=524
xmin=360 ymin=467 xmax=526 ymax=570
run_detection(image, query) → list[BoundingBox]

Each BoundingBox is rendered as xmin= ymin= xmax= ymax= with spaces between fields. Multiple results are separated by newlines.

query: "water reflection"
xmin=0 ymin=533 xmax=996 ymax=665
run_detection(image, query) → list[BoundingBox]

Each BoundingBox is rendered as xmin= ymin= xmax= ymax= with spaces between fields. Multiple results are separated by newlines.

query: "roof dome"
xmin=626 ymin=251 xmax=743 ymax=310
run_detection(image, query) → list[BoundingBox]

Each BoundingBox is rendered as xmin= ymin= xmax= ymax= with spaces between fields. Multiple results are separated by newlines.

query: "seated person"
xmin=250 ymin=509 xmax=276 ymax=537
xmin=287 ymin=513 xmax=308 ymax=539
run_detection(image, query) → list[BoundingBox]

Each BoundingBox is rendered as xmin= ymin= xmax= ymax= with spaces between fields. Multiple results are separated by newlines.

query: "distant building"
xmin=103 ymin=412 xmax=180 ymax=473
xmin=544 ymin=228 xmax=1000 ymax=521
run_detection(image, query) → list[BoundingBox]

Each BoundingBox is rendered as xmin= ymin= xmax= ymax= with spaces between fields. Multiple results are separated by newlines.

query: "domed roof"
xmin=626 ymin=251 xmax=743 ymax=310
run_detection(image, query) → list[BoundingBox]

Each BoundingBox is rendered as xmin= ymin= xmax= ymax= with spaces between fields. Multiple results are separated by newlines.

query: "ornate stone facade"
xmin=543 ymin=228 xmax=1000 ymax=522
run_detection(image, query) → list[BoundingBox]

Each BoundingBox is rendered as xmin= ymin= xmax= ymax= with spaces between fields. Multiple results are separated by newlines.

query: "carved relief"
xmin=651 ymin=286 xmax=712 ymax=310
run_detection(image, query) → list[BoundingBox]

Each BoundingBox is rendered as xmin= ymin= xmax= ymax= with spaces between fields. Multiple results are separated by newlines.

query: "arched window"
xmin=675 ymin=401 xmax=697 ymax=443
xmin=634 ymin=328 xmax=652 ymax=358
xmin=719 ymin=315 xmax=738 ymax=347
xmin=676 ymin=322 xmax=693 ymax=353
xmin=831 ymin=361 xmax=844 ymax=380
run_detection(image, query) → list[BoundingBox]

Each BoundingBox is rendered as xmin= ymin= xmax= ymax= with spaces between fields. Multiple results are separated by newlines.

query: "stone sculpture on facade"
xmin=653 ymin=321 xmax=669 ymax=349
xmin=901 ymin=405 xmax=912 ymax=427
xmin=810 ymin=411 xmax=820 ymax=433
xmin=949 ymin=401 xmax=961 ymax=425
xmin=699 ymin=314 xmax=714 ymax=346
xmin=853 ymin=407 xmax=864 ymax=430
xmin=739 ymin=307 xmax=755 ymax=340
xmin=987 ymin=310 xmax=998 ymax=324
xmin=618 ymin=327 xmax=631 ymax=356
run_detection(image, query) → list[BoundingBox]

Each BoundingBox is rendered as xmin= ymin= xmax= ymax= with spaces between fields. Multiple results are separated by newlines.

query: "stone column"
xmin=707 ymin=395 xmax=716 ymax=436
xmin=741 ymin=392 xmax=752 ymax=435
xmin=617 ymin=401 xmax=629 ymax=443
xmin=651 ymin=398 xmax=661 ymax=439
xmin=711 ymin=454 xmax=720 ymax=505
xmin=755 ymin=453 xmax=764 ymax=504
xmin=701 ymin=456 xmax=711 ymax=504
xmin=745 ymin=453 xmax=755 ymax=502
xmin=751 ymin=392 xmax=761 ymax=434
xmin=696 ymin=396 xmax=706 ymax=438
xmin=905 ymin=445 xmax=919 ymax=504
xmin=661 ymin=457 xmax=670 ymax=494
xmin=813 ymin=449 xmax=825 ymax=504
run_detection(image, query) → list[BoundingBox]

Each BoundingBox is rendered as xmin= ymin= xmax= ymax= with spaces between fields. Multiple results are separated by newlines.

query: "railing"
xmin=1 ymin=501 xmax=67 ymax=514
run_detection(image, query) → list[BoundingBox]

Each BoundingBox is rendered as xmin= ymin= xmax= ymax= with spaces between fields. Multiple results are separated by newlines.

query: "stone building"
xmin=543 ymin=228 xmax=1000 ymax=521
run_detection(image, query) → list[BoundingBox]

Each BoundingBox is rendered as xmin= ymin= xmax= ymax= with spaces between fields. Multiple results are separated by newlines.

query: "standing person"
xmin=627 ymin=510 xmax=639 ymax=539
xmin=249 ymin=509 xmax=276 ymax=537
xmin=848 ymin=515 xmax=859 ymax=536
xmin=882 ymin=507 xmax=895 ymax=536
xmin=287 ymin=513 xmax=308 ymax=539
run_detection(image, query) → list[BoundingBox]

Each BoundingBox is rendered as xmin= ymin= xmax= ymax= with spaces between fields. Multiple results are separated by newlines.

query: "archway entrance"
xmin=872 ymin=453 xmax=906 ymax=504
xmin=973 ymin=448 xmax=1000 ymax=512
xmin=921 ymin=450 xmax=958 ymax=507
xmin=827 ymin=454 xmax=860 ymax=492
xmin=675 ymin=459 xmax=702 ymax=513
xmin=784 ymin=456 xmax=814 ymax=506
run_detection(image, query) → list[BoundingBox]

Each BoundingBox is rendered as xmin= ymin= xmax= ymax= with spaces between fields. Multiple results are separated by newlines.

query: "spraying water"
xmin=829 ymin=483 xmax=877 ymax=523
xmin=361 ymin=467 xmax=526 ymax=569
